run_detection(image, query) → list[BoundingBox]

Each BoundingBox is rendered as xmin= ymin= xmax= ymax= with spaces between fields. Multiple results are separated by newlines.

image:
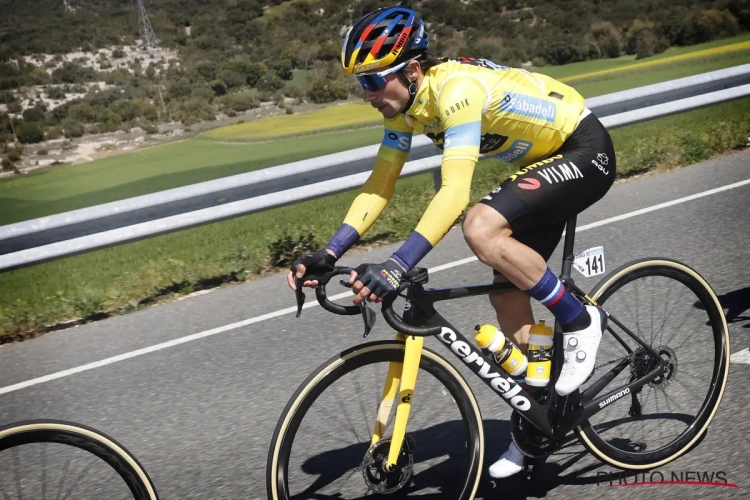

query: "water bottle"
xmin=474 ymin=324 xmax=527 ymax=377
xmin=525 ymin=320 xmax=554 ymax=387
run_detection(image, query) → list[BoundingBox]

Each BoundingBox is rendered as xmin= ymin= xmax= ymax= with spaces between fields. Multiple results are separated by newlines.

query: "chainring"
xmin=510 ymin=410 xmax=561 ymax=458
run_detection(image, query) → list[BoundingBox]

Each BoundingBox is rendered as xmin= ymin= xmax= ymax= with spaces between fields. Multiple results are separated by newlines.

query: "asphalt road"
xmin=0 ymin=151 xmax=748 ymax=499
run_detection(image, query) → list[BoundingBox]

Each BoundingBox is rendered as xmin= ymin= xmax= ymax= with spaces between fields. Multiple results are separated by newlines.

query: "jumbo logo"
xmin=391 ymin=31 xmax=409 ymax=54
xmin=509 ymin=154 xmax=563 ymax=181
xmin=437 ymin=328 xmax=531 ymax=411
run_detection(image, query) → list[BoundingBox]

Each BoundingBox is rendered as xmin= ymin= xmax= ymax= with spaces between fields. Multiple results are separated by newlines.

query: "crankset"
xmin=510 ymin=411 xmax=561 ymax=458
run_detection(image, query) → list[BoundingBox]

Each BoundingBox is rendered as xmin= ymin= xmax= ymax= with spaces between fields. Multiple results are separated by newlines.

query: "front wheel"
xmin=267 ymin=340 xmax=484 ymax=499
xmin=0 ymin=419 xmax=159 ymax=499
xmin=575 ymin=258 xmax=729 ymax=470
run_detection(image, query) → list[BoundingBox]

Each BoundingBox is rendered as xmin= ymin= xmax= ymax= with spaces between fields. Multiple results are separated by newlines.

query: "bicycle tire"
xmin=0 ymin=418 xmax=159 ymax=499
xmin=574 ymin=257 xmax=729 ymax=470
xmin=267 ymin=340 xmax=484 ymax=499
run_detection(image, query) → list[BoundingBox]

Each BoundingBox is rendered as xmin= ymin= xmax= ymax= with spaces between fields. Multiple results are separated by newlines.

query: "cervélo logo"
xmin=500 ymin=92 xmax=557 ymax=123
xmin=436 ymin=327 xmax=531 ymax=411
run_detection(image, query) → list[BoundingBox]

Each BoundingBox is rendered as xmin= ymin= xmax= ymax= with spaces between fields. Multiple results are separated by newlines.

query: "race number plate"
xmin=573 ymin=246 xmax=605 ymax=278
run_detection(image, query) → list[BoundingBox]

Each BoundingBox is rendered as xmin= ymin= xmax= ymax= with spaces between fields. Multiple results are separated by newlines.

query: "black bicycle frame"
xmin=398 ymin=216 xmax=667 ymax=439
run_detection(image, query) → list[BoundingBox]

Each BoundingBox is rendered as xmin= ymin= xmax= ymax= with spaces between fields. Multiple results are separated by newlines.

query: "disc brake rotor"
xmin=361 ymin=435 xmax=415 ymax=494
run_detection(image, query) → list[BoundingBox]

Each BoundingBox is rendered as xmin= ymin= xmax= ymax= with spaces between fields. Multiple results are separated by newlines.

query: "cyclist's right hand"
xmin=287 ymin=249 xmax=337 ymax=290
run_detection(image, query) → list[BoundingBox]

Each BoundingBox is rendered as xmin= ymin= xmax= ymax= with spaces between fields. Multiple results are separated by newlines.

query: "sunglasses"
xmin=355 ymin=58 xmax=417 ymax=91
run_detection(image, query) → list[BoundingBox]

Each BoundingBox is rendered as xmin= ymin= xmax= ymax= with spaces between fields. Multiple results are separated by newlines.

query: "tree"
xmin=169 ymin=78 xmax=193 ymax=99
xmin=7 ymin=101 xmax=22 ymax=114
xmin=308 ymin=78 xmax=348 ymax=104
xmin=15 ymin=121 xmax=45 ymax=144
xmin=696 ymin=9 xmax=740 ymax=41
xmin=62 ymin=119 xmax=84 ymax=138
xmin=211 ymin=80 xmax=228 ymax=96
xmin=589 ymin=21 xmax=622 ymax=59
xmin=22 ymin=106 xmax=45 ymax=123
xmin=52 ymin=62 xmax=96 ymax=84
xmin=218 ymin=69 xmax=245 ymax=89
xmin=256 ymin=72 xmax=285 ymax=92
xmin=542 ymin=42 xmax=584 ymax=65
xmin=268 ymin=59 xmax=293 ymax=80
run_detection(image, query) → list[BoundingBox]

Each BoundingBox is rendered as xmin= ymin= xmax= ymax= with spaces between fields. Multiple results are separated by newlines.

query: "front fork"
xmin=370 ymin=332 xmax=423 ymax=470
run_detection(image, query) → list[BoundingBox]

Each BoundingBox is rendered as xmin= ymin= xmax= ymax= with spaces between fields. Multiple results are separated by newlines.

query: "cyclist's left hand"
xmin=349 ymin=259 xmax=406 ymax=305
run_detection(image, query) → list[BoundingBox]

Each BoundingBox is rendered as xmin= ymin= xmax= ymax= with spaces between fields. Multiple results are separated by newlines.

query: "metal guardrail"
xmin=2 ymin=66 xmax=750 ymax=273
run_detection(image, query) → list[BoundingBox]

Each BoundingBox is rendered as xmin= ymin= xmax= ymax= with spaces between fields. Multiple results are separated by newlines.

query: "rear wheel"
xmin=575 ymin=258 xmax=729 ymax=469
xmin=267 ymin=340 xmax=484 ymax=499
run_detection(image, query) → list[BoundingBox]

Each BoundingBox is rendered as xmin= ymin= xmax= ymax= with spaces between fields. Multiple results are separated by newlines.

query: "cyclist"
xmin=287 ymin=5 xmax=615 ymax=478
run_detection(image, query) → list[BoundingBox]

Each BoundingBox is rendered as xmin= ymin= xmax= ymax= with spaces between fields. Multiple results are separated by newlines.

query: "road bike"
xmin=0 ymin=418 xmax=159 ymax=499
xmin=267 ymin=215 xmax=730 ymax=499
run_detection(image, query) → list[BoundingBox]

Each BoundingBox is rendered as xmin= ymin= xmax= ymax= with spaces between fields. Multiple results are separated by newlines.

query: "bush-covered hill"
xmin=1 ymin=0 xmax=748 ymax=168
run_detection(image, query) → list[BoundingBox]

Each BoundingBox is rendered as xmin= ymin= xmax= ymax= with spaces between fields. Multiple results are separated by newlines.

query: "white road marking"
xmin=1 ymin=178 xmax=749 ymax=396
xmin=731 ymin=348 xmax=750 ymax=365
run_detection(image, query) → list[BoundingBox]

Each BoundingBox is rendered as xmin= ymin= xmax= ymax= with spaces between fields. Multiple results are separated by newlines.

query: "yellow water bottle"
xmin=525 ymin=320 xmax=554 ymax=387
xmin=474 ymin=324 xmax=527 ymax=377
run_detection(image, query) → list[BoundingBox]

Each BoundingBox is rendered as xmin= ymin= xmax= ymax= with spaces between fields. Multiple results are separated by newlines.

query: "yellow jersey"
xmin=328 ymin=58 xmax=588 ymax=270
xmin=381 ymin=57 xmax=587 ymax=167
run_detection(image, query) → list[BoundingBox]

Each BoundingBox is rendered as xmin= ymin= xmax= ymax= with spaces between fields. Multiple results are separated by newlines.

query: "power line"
xmin=137 ymin=0 xmax=159 ymax=49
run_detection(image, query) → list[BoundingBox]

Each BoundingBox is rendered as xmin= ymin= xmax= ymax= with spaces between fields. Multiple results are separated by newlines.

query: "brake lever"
xmin=294 ymin=277 xmax=305 ymax=317
xmin=360 ymin=302 xmax=376 ymax=337
xmin=339 ymin=279 xmax=377 ymax=336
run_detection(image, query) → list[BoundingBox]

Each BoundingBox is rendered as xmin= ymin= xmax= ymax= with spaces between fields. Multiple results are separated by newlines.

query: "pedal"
xmin=522 ymin=457 xmax=535 ymax=481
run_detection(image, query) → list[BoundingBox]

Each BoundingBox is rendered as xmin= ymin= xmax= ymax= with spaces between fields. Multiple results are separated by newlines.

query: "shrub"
xmin=268 ymin=233 xmax=320 ymax=268
xmin=46 ymin=126 xmax=63 ymax=140
xmin=62 ymin=119 xmax=84 ymax=138
xmin=15 ymin=121 xmax=45 ymax=144
xmin=22 ymin=106 xmax=45 ymax=123
xmin=256 ymin=72 xmax=285 ymax=93
xmin=46 ymin=87 xmax=67 ymax=100
xmin=7 ymin=148 xmax=22 ymax=162
xmin=308 ymin=78 xmax=348 ymax=104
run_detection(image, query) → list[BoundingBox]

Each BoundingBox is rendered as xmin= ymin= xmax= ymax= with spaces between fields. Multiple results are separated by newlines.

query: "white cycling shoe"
xmin=555 ymin=305 xmax=606 ymax=396
xmin=489 ymin=441 xmax=525 ymax=478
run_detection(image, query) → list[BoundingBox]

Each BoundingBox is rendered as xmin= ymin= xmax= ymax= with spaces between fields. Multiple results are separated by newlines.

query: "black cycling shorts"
xmin=479 ymin=111 xmax=616 ymax=274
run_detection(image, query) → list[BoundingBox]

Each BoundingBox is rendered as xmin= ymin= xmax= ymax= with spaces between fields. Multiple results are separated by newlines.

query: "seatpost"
xmin=546 ymin=217 xmax=578 ymax=417
xmin=560 ymin=216 xmax=577 ymax=282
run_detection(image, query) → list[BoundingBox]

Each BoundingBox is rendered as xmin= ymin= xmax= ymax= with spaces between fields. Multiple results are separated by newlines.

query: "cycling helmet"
xmin=341 ymin=6 xmax=429 ymax=77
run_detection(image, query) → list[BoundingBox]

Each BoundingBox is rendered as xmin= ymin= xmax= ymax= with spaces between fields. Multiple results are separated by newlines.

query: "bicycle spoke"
xmin=41 ymin=443 xmax=47 ymax=500
xmin=580 ymin=261 xmax=728 ymax=469
xmin=55 ymin=458 xmax=73 ymax=500
xmin=60 ymin=461 xmax=93 ymax=500
xmin=310 ymin=404 xmax=362 ymax=448
xmin=1 ymin=473 xmax=13 ymax=500
xmin=12 ymin=447 xmax=22 ymax=500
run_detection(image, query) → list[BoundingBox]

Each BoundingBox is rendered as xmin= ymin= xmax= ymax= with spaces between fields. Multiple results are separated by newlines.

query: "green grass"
xmin=201 ymin=102 xmax=382 ymax=141
xmin=287 ymin=69 xmax=312 ymax=88
xmin=0 ymin=129 xmax=384 ymax=226
xmin=538 ymin=33 xmax=750 ymax=80
xmin=571 ymin=53 xmax=750 ymax=97
xmin=2 ymin=97 xmax=749 ymax=340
